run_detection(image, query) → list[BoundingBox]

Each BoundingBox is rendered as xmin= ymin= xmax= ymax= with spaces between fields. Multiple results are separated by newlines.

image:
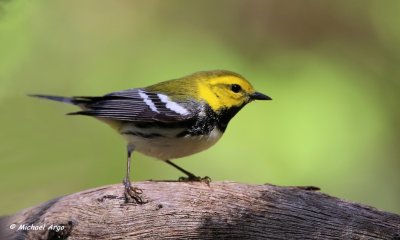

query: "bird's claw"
xmin=123 ymin=179 xmax=146 ymax=204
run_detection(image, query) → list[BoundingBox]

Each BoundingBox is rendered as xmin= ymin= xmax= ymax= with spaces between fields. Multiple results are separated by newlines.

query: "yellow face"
xmin=197 ymin=75 xmax=257 ymax=111
xmin=146 ymin=70 xmax=270 ymax=112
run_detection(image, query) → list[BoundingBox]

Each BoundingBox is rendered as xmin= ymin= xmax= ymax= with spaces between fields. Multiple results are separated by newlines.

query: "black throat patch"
xmin=214 ymin=105 xmax=244 ymax=132
xmin=185 ymin=104 xmax=245 ymax=135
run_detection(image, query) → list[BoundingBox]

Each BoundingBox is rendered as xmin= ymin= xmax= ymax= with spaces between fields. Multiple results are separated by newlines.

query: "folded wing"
xmin=69 ymin=89 xmax=197 ymax=123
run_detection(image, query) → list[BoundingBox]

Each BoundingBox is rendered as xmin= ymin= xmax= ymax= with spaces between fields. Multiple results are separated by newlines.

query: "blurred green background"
xmin=1 ymin=0 xmax=399 ymax=215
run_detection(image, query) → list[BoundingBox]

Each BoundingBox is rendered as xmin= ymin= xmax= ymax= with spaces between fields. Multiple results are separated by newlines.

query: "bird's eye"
xmin=231 ymin=84 xmax=241 ymax=93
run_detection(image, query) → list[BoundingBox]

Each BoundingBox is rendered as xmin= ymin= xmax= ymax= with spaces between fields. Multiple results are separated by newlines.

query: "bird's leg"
xmin=165 ymin=160 xmax=211 ymax=185
xmin=123 ymin=144 xmax=145 ymax=204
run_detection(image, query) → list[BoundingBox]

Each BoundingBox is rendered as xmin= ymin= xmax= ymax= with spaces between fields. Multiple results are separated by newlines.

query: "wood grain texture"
xmin=1 ymin=181 xmax=399 ymax=239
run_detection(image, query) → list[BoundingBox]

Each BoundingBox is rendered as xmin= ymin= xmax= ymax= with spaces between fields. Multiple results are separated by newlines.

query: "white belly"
xmin=120 ymin=125 xmax=223 ymax=160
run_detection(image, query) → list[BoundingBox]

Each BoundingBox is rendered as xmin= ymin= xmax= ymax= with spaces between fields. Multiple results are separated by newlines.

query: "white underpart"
xmin=138 ymin=90 xmax=159 ymax=113
xmin=120 ymin=124 xmax=223 ymax=160
xmin=157 ymin=93 xmax=189 ymax=115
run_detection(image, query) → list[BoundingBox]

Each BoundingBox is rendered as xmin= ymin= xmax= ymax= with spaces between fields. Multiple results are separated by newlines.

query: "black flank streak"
xmin=131 ymin=121 xmax=195 ymax=129
xmin=122 ymin=131 xmax=164 ymax=139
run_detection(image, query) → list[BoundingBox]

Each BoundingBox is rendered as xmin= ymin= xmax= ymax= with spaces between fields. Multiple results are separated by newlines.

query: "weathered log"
xmin=1 ymin=181 xmax=399 ymax=239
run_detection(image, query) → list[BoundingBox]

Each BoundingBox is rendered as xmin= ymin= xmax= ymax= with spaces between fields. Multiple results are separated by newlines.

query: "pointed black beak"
xmin=250 ymin=92 xmax=272 ymax=100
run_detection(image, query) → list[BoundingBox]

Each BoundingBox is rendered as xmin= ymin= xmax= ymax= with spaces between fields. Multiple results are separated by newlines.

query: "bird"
xmin=30 ymin=70 xmax=271 ymax=203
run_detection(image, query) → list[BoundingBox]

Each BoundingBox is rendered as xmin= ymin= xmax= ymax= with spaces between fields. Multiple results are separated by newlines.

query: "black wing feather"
xmin=69 ymin=89 xmax=196 ymax=123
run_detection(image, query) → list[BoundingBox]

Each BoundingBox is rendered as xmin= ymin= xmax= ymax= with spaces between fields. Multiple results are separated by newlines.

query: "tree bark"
xmin=1 ymin=181 xmax=399 ymax=239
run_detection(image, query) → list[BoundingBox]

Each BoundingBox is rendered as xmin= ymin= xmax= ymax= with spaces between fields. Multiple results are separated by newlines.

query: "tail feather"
xmin=28 ymin=94 xmax=96 ymax=105
xmin=29 ymin=94 xmax=101 ymax=116
xmin=29 ymin=94 xmax=100 ymax=105
xmin=29 ymin=94 xmax=132 ymax=117
xmin=28 ymin=94 xmax=75 ymax=104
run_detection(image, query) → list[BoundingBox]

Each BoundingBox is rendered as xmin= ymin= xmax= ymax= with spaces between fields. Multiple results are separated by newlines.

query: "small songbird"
xmin=31 ymin=70 xmax=271 ymax=203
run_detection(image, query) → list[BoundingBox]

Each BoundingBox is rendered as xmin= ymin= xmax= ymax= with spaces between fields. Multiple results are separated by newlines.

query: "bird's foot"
xmin=123 ymin=179 xmax=146 ymax=204
xmin=178 ymin=175 xmax=211 ymax=186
